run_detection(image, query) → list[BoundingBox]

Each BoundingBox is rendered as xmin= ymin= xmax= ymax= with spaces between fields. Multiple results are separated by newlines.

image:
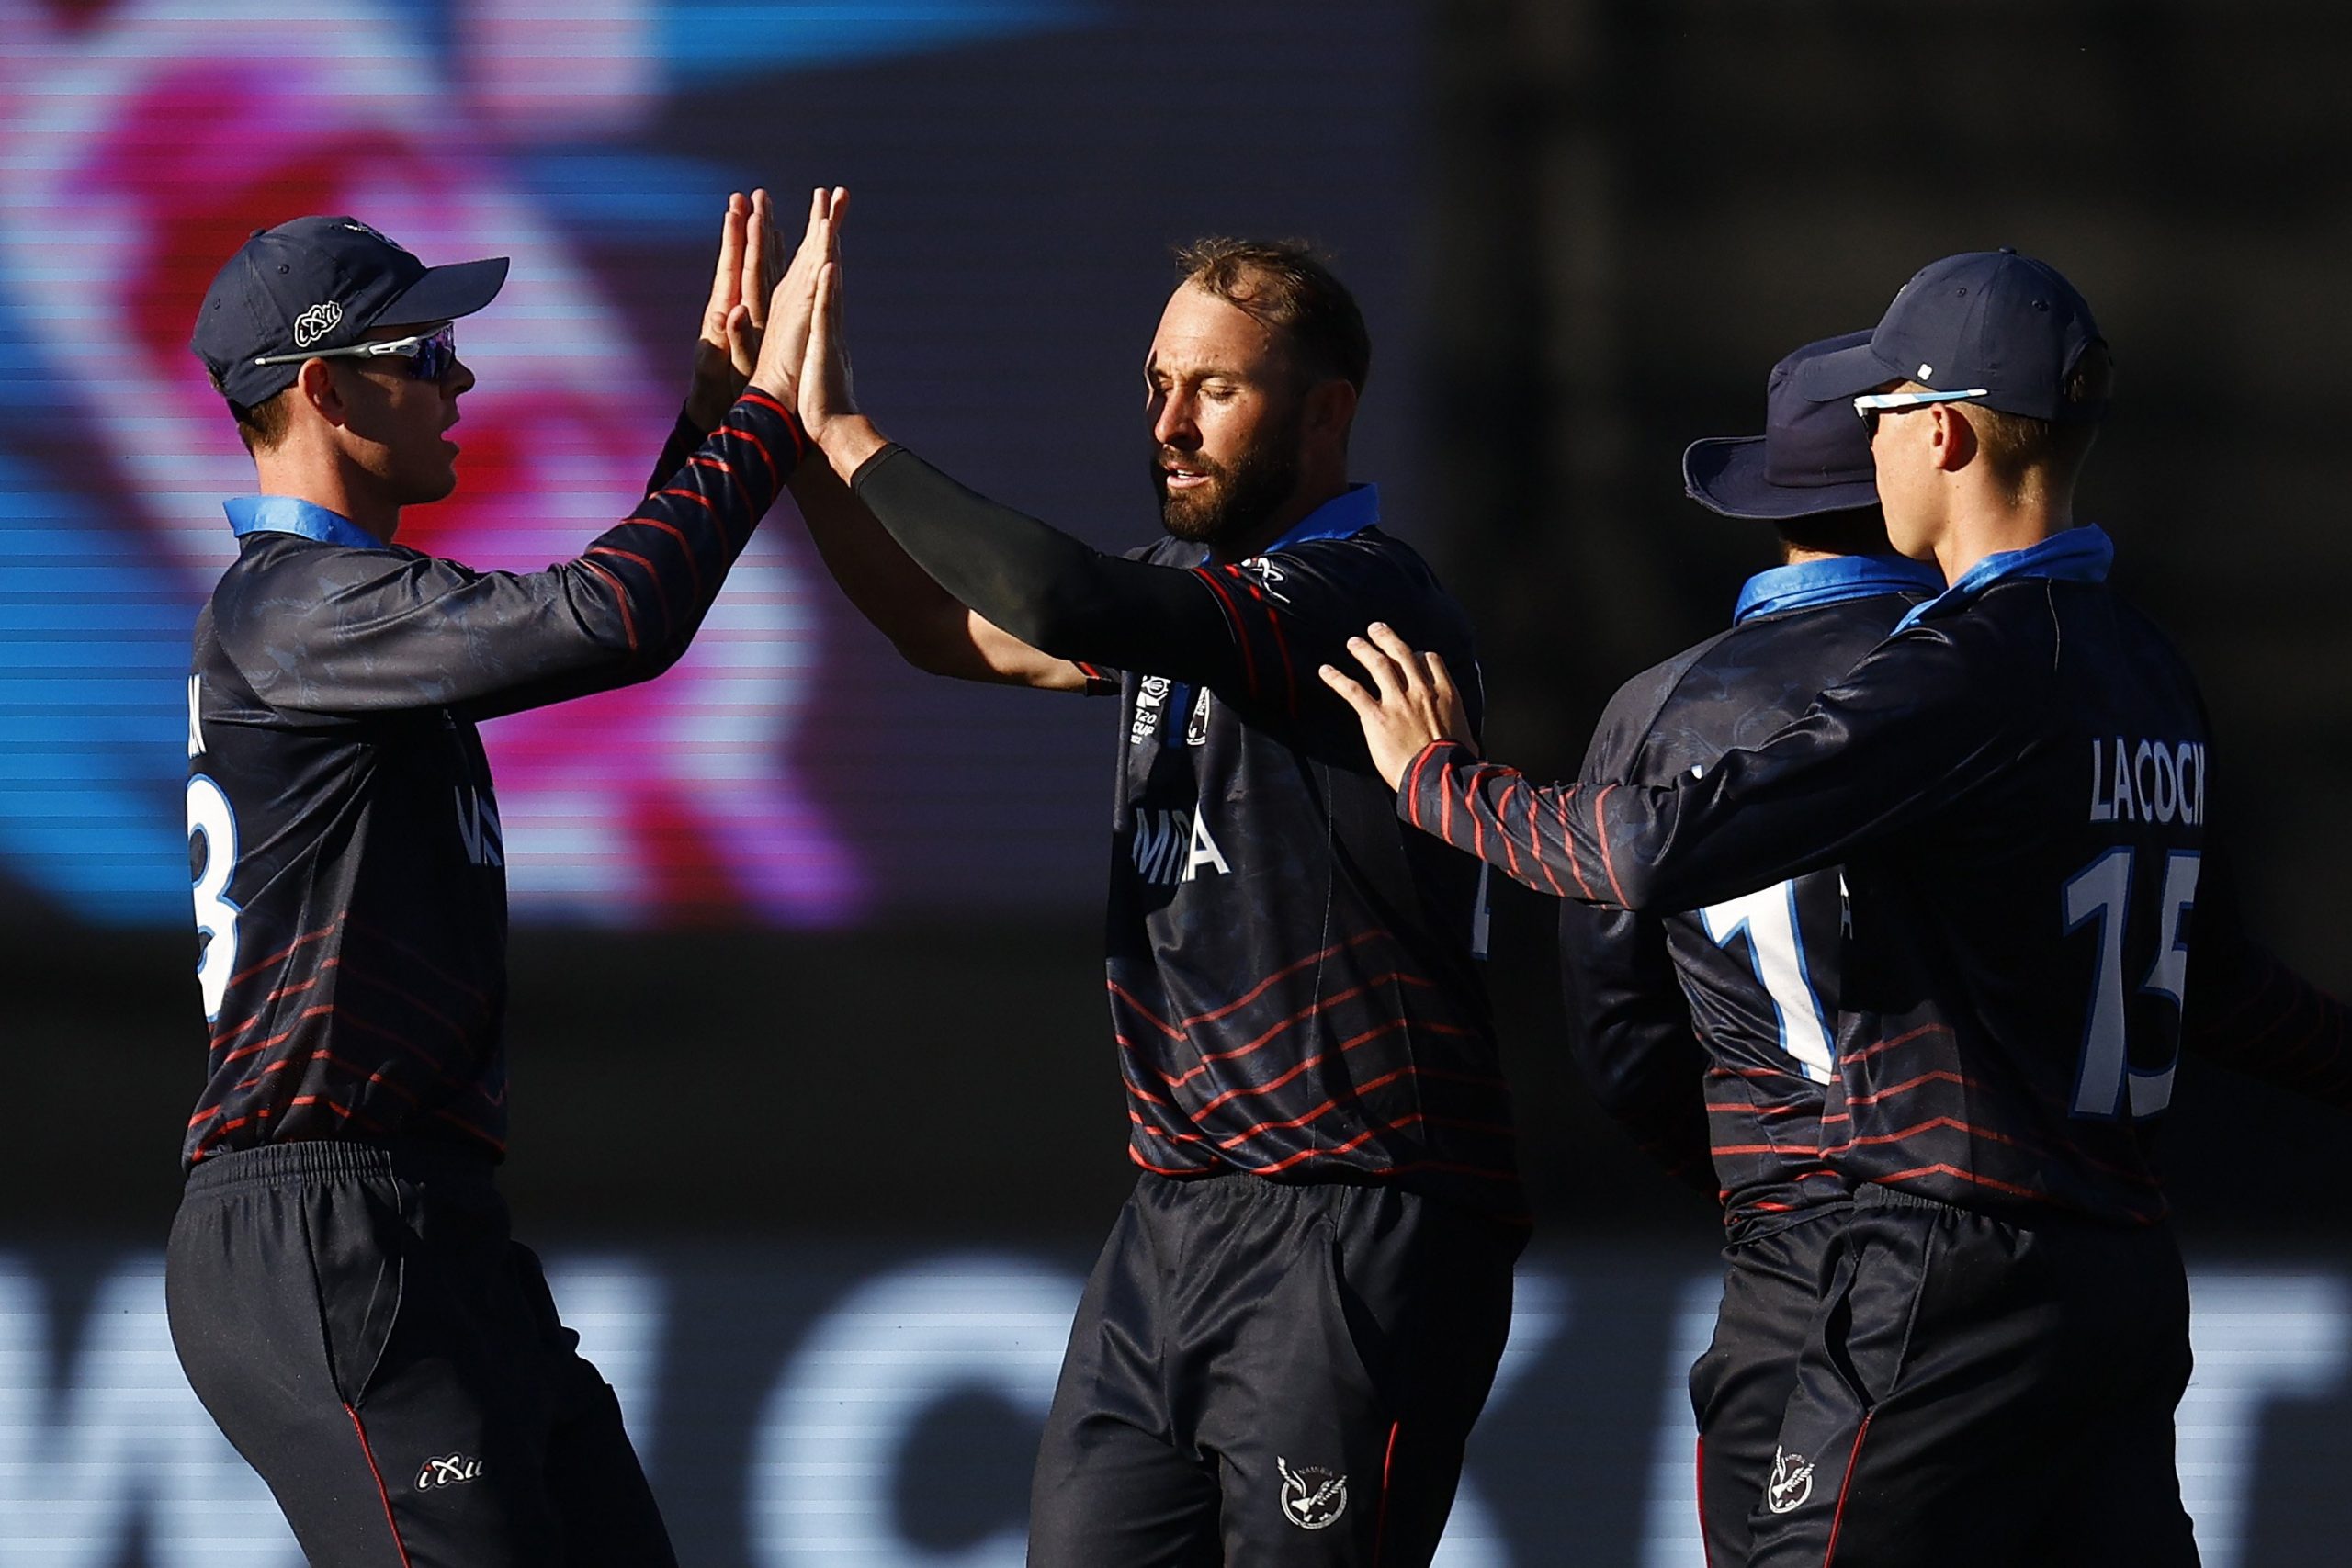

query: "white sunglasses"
xmin=1852 ymin=387 xmax=1989 ymax=426
xmin=254 ymin=323 xmax=458 ymax=380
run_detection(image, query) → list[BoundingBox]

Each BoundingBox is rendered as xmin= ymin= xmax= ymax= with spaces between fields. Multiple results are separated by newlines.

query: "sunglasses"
xmin=253 ymin=322 xmax=459 ymax=381
xmin=1853 ymin=386 xmax=1988 ymax=435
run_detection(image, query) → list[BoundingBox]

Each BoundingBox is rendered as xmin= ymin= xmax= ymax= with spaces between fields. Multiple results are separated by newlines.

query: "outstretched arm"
xmin=1322 ymin=622 xmax=2010 ymax=912
xmin=788 ymin=229 xmax=1258 ymax=695
xmin=679 ymin=191 xmax=1080 ymax=690
xmin=221 ymin=193 xmax=816 ymax=722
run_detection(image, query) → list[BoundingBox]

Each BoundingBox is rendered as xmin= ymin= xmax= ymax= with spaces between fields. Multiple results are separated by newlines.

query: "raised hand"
xmin=797 ymin=250 xmax=861 ymax=439
xmin=1318 ymin=623 xmax=1478 ymax=789
xmin=686 ymin=188 xmax=776 ymax=428
xmin=750 ymin=186 xmax=845 ymax=408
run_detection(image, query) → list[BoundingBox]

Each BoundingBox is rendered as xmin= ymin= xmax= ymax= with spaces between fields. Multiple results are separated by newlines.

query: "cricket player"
xmin=167 ymin=193 xmax=821 ymax=1565
xmin=775 ymin=202 xmax=1521 ymax=1564
xmin=1329 ymin=250 xmax=2352 ymax=1565
xmin=1559 ymin=331 xmax=1938 ymax=1566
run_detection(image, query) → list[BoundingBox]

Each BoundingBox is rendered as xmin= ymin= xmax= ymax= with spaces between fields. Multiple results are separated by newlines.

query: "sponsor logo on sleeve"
xmin=1237 ymin=557 xmax=1292 ymax=603
xmin=1131 ymin=675 xmax=1171 ymax=746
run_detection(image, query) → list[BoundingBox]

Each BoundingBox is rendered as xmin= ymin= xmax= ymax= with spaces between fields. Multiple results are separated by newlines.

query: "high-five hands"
xmin=686 ymin=189 xmax=776 ymax=429
xmin=749 ymin=186 xmax=847 ymax=407
xmin=1319 ymin=624 xmax=1478 ymax=790
xmin=791 ymin=192 xmax=891 ymax=476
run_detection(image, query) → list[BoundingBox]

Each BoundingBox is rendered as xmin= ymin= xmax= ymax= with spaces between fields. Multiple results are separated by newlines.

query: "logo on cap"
xmin=293 ymin=301 xmax=344 ymax=348
xmin=340 ymin=219 xmax=409 ymax=254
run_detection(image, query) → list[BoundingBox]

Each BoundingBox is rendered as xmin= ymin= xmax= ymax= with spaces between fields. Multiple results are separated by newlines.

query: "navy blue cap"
xmin=1683 ymin=331 xmax=1879 ymax=521
xmin=190 ymin=216 xmax=508 ymax=406
xmin=1792 ymin=249 xmax=2106 ymax=423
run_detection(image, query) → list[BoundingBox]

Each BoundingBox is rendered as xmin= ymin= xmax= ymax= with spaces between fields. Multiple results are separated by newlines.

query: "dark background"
xmin=13 ymin=0 xmax=2348 ymax=1249
xmin=6 ymin=4 xmax=2352 ymax=1562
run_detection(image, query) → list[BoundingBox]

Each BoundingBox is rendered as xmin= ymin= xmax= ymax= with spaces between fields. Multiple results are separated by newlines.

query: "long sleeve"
xmin=1557 ymin=685 xmax=1716 ymax=1194
xmin=1398 ymin=619 xmax=2024 ymax=914
xmin=847 ymin=445 xmax=1459 ymax=724
xmin=1560 ymin=902 xmax=1717 ymax=1194
xmin=849 ymin=443 xmax=1242 ymax=687
xmin=217 ymin=391 xmax=805 ymax=723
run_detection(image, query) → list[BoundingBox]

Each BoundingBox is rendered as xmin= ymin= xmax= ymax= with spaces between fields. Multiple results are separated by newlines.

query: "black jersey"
xmin=1409 ymin=527 xmax=2352 ymax=1225
xmin=1102 ymin=488 xmax=1517 ymax=1220
xmin=1561 ymin=558 xmax=1938 ymax=1236
xmin=838 ymin=455 xmax=1521 ymax=1220
xmin=182 ymin=393 xmax=801 ymax=1166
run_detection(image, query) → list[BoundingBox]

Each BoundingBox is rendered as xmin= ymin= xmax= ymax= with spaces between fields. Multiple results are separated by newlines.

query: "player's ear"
xmin=1304 ymin=377 xmax=1357 ymax=445
xmin=1930 ymin=404 xmax=1978 ymax=473
xmin=295 ymin=357 xmax=351 ymax=431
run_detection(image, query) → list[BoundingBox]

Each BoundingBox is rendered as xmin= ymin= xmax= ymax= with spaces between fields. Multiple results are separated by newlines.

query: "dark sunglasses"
xmin=254 ymin=322 xmax=458 ymax=381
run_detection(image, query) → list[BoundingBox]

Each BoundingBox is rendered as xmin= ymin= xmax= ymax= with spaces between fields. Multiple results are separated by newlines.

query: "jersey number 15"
xmin=2064 ymin=847 xmax=2199 ymax=1121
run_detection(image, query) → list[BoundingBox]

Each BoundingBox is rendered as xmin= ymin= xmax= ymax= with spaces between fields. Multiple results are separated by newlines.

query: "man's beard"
xmin=1151 ymin=424 xmax=1302 ymax=549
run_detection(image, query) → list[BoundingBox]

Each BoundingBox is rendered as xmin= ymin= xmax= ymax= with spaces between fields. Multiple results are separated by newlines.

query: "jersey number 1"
xmin=1700 ymin=881 xmax=1836 ymax=1085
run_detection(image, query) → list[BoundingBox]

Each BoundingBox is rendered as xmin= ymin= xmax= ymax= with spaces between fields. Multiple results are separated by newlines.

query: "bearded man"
xmin=778 ymin=200 xmax=1521 ymax=1568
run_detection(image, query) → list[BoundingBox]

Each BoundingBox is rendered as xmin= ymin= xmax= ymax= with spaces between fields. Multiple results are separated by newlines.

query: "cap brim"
xmin=1789 ymin=335 xmax=1901 ymax=403
xmin=1683 ymin=435 xmax=1879 ymax=521
xmin=379 ymin=256 xmax=509 ymax=327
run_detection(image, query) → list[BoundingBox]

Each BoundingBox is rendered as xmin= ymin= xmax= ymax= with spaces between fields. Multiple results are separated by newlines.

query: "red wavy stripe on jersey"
xmin=1157 ymin=971 xmax=1446 ymax=1091
xmin=716 ymin=424 xmax=777 ymax=488
xmin=736 ymin=389 xmax=807 ymax=460
xmin=1108 ymin=931 xmax=1393 ymax=1039
xmin=1592 ymin=784 xmax=1629 ymax=905
xmin=1840 ymin=1023 xmax=1956 ymax=1066
xmin=224 ymin=919 xmax=343 ymax=991
xmin=623 ymin=513 xmax=706 ymax=597
xmin=577 ymin=559 xmax=636 ymax=652
xmin=586 ymin=547 xmax=673 ymax=634
xmin=1190 ymin=567 xmax=1260 ymax=700
xmin=1838 ymin=1070 xmax=1978 ymax=1110
xmin=1232 ymin=572 xmax=1298 ymax=718
xmin=210 ymin=964 xmax=333 ymax=1046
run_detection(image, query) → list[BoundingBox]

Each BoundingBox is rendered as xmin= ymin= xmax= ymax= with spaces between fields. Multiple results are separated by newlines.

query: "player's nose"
xmin=1151 ymin=393 xmax=1196 ymax=448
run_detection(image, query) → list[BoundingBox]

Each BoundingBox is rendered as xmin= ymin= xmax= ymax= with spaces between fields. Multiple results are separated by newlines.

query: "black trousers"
xmin=1747 ymin=1185 xmax=2198 ymax=1568
xmin=164 ymin=1141 xmax=675 ymax=1568
xmin=1027 ymin=1171 xmax=1519 ymax=1568
xmin=1687 ymin=1206 xmax=1849 ymax=1568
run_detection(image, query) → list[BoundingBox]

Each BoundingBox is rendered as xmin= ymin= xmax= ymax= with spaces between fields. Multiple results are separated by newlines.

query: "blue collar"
xmin=1894 ymin=525 xmax=2114 ymax=634
xmin=225 ymin=495 xmax=385 ymax=550
xmin=1203 ymin=483 xmax=1379 ymax=564
xmin=1732 ymin=555 xmax=1944 ymax=626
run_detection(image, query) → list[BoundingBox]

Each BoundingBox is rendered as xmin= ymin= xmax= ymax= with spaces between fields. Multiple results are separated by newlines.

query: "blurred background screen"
xmin=0 ymin=0 xmax=1431 ymax=925
xmin=6 ymin=0 xmax=2352 ymax=1562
